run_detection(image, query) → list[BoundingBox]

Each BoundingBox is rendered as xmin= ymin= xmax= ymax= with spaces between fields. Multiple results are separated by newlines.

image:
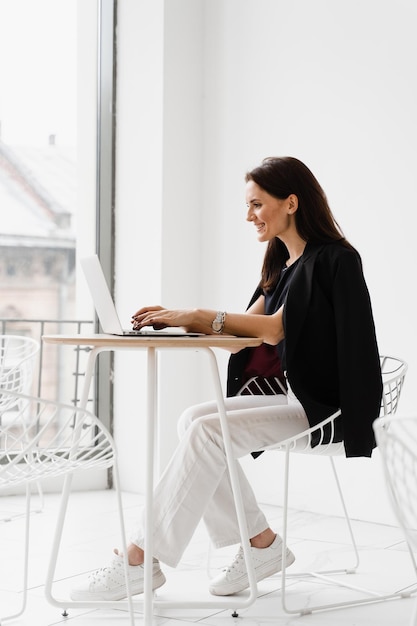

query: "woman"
xmin=71 ymin=156 xmax=382 ymax=601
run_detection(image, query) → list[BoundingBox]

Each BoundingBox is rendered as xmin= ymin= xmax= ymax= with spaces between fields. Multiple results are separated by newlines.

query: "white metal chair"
xmin=233 ymin=354 xmax=412 ymax=615
xmin=374 ymin=414 xmax=417 ymax=626
xmin=0 ymin=335 xmax=42 ymax=521
xmin=0 ymin=388 xmax=135 ymax=625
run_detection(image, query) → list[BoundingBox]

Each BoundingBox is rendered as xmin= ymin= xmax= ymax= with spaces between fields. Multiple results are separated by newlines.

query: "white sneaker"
xmin=209 ymin=535 xmax=295 ymax=596
xmin=70 ymin=552 xmax=166 ymax=601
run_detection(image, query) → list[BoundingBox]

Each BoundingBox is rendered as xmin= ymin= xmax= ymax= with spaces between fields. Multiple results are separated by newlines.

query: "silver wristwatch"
xmin=211 ymin=311 xmax=226 ymax=333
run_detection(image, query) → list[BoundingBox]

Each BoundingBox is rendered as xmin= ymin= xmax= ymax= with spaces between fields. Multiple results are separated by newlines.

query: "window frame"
xmin=95 ymin=0 xmax=117 ymax=431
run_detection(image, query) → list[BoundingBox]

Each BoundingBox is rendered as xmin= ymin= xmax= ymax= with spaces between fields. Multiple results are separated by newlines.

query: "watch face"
xmin=212 ymin=321 xmax=222 ymax=331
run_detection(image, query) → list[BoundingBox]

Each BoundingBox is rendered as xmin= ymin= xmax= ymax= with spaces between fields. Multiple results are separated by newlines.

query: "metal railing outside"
xmin=0 ymin=318 xmax=95 ymax=410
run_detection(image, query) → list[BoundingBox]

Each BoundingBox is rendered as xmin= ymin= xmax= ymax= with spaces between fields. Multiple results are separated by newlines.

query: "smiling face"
xmin=245 ymin=180 xmax=298 ymax=243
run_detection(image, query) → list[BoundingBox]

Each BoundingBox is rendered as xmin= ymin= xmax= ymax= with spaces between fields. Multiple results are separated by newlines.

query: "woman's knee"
xmin=178 ymin=414 xmax=224 ymax=451
xmin=177 ymin=402 xmax=217 ymax=438
xmin=177 ymin=407 xmax=194 ymax=437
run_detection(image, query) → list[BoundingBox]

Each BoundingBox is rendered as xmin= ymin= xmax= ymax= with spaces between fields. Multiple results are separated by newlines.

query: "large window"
xmin=0 ymin=0 xmax=78 ymax=313
xmin=0 ymin=0 xmax=106 ymax=411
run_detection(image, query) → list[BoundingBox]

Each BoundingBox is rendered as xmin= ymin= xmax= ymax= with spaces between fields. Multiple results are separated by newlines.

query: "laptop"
xmin=80 ymin=255 xmax=202 ymax=337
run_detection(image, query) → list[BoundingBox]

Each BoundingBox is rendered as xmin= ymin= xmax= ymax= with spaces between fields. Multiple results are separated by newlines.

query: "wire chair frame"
xmin=374 ymin=415 xmax=417 ymax=551
xmin=374 ymin=414 xmax=417 ymax=626
xmin=0 ymin=389 xmax=134 ymax=625
xmin=0 ymin=335 xmax=39 ymax=409
xmin=230 ymin=354 xmax=412 ymax=616
xmin=0 ymin=335 xmax=43 ymax=522
xmin=380 ymin=355 xmax=408 ymax=416
xmin=238 ymin=375 xmax=287 ymax=397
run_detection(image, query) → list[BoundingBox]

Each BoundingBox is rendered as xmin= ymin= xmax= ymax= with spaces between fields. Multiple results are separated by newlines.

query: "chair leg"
xmin=34 ymin=480 xmax=44 ymax=514
xmin=0 ymin=481 xmax=43 ymax=523
xmin=279 ymin=445 xmax=292 ymax=614
xmin=329 ymin=457 xmax=359 ymax=572
xmin=1 ymin=486 xmax=30 ymax=623
xmin=21 ymin=485 xmax=30 ymax=615
xmin=279 ymin=448 xmax=364 ymax=615
xmin=280 ymin=451 xmax=417 ymax=615
xmin=44 ymin=473 xmax=73 ymax=609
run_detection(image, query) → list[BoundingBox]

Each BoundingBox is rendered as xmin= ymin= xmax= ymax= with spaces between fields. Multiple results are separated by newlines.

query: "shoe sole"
xmin=70 ymin=570 xmax=166 ymax=601
xmin=209 ymin=549 xmax=295 ymax=596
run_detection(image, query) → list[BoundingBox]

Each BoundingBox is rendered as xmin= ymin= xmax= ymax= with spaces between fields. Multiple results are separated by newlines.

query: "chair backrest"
xmin=0 ymin=335 xmax=40 ymax=390
xmin=0 ymin=388 xmax=116 ymax=492
xmin=380 ymin=355 xmax=408 ymax=416
xmin=0 ymin=335 xmax=40 ymax=412
xmin=373 ymin=415 xmax=417 ymax=552
xmin=237 ymin=375 xmax=287 ymax=396
xmin=238 ymin=355 xmax=407 ymax=416
xmin=237 ymin=355 xmax=407 ymax=456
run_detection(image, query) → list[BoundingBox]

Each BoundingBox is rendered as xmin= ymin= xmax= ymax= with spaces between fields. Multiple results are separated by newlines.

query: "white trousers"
xmin=131 ymin=388 xmax=309 ymax=567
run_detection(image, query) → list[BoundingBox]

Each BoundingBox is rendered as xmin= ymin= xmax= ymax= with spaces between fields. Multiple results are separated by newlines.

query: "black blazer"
xmin=227 ymin=241 xmax=383 ymax=458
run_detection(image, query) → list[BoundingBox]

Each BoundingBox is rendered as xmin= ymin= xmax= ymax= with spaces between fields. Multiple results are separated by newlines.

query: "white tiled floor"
xmin=1 ymin=489 xmax=416 ymax=625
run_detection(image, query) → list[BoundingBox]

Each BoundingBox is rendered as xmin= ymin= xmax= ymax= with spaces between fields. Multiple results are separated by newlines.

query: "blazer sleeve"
xmin=331 ymin=249 xmax=383 ymax=457
xmin=285 ymin=244 xmax=383 ymax=457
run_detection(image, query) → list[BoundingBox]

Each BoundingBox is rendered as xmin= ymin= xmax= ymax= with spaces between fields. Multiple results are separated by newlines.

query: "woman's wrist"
xmin=187 ymin=309 xmax=218 ymax=334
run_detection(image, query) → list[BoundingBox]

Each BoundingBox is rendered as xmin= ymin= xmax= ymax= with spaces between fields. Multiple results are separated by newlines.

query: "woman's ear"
xmin=288 ymin=194 xmax=299 ymax=214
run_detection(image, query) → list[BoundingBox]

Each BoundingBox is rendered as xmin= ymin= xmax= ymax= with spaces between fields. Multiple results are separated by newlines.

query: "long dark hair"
xmin=246 ymin=156 xmax=351 ymax=291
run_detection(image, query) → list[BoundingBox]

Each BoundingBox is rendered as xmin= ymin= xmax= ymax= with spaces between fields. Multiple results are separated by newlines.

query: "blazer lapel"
xmin=284 ymin=242 xmax=323 ymax=364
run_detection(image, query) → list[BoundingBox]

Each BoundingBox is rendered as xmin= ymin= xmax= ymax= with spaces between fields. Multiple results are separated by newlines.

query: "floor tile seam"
xmin=285 ymin=535 xmax=378 ymax=548
xmin=151 ymin=609 xmax=226 ymax=624
xmin=385 ymin=539 xmax=412 ymax=550
xmin=260 ymin=503 xmax=404 ymax=532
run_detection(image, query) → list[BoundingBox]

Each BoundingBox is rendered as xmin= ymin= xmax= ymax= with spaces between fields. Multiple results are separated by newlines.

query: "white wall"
xmin=114 ymin=0 xmax=211 ymax=491
xmin=114 ymin=0 xmax=417 ymax=525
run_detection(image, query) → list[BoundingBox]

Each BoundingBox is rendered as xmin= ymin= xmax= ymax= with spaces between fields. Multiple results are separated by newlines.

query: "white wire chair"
xmin=0 ymin=335 xmax=41 ymax=521
xmin=374 ymin=414 xmax=417 ymax=626
xmin=232 ymin=354 xmax=411 ymax=615
xmin=0 ymin=388 xmax=135 ymax=625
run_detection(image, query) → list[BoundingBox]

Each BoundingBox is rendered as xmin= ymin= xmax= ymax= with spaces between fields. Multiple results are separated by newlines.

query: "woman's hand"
xmin=131 ymin=306 xmax=196 ymax=331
